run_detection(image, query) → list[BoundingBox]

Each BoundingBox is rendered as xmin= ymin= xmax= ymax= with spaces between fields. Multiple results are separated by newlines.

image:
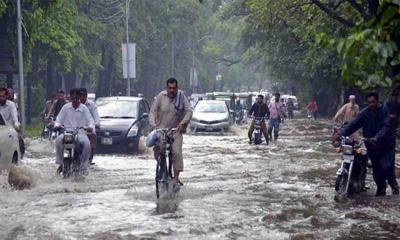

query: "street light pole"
xmin=125 ymin=0 xmax=131 ymax=96
xmin=17 ymin=0 xmax=25 ymax=133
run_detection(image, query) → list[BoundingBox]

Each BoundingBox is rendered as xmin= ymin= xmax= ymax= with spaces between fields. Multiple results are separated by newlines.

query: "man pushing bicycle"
xmin=149 ymin=78 xmax=193 ymax=186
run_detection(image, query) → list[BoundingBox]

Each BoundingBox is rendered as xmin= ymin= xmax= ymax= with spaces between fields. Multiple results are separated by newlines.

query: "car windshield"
xmin=195 ymin=102 xmax=227 ymax=113
xmin=97 ymin=100 xmax=138 ymax=118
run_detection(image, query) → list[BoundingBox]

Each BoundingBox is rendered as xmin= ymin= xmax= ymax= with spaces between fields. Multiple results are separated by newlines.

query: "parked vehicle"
xmin=0 ymin=114 xmax=20 ymax=170
xmin=190 ymin=100 xmax=231 ymax=132
xmin=96 ymin=96 xmax=150 ymax=153
xmin=235 ymin=92 xmax=254 ymax=111
xmin=189 ymin=93 xmax=206 ymax=109
xmin=333 ymin=135 xmax=368 ymax=202
xmin=206 ymin=92 xmax=235 ymax=110
xmin=281 ymin=95 xmax=299 ymax=110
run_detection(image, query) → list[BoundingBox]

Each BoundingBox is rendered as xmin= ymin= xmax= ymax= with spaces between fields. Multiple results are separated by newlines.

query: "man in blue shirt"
xmin=339 ymin=91 xmax=395 ymax=196
xmin=384 ymin=90 xmax=400 ymax=194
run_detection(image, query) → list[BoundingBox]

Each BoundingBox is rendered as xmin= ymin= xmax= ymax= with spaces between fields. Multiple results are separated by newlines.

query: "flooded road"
xmin=1 ymin=119 xmax=400 ymax=239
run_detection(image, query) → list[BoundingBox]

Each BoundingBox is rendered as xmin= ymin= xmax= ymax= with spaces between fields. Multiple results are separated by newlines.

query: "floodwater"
xmin=1 ymin=119 xmax=400 ymax=240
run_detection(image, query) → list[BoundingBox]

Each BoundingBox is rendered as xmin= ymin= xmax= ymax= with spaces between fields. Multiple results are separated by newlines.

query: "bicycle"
xmin=154 ymin=128 xmax=179 ymax=198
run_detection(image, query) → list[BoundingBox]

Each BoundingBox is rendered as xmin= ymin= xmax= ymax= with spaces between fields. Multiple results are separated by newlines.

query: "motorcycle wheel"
xmin=334 ymin=173 xmax=351 ymax=202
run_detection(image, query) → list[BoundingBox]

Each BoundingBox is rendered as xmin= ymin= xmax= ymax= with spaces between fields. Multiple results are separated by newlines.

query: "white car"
xmin=0 ymin=115 xmax=20 ymax=171
xmin=190 ymin=100 xmax=231 ymax=132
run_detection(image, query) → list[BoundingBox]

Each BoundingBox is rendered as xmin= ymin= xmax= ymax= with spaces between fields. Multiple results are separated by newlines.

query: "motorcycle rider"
xmin=334 ymin=95 xmax=360 ymax=139
xmin=248 ymin=94 xmax=270 ymax=144
xmin=54 ymin=88 xmax=94 ymax=175
xmin=149 ymin=78 xmax=193 ymax=185
xmin=46 ymin=90 xmax=67 ymax=121
xmin=384 ymin=90 xmax=400 ymax=194
xmin=338 ymin=91 xmax=396 ymax=196
xmin=234 ymin=98 xmax=244 ymax=124
xmin=79 ymin=88 xmax=100 ymax=165
xmin=334 ymin=95 xmax=359 ymax=124
xmin=268 ymin=92 xmax=284 ymax=141
xmin=306 ymin=100 xmax=318 ymax=120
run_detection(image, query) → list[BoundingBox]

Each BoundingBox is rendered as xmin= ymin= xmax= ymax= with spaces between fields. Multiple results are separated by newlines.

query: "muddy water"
xmin=1 ymin=119 xmax=399 ymax=240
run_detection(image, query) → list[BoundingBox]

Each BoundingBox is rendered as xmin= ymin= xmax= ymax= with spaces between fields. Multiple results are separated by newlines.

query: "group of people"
xmin=247 ymin=92 xmax=287 ymax=144
xmin=41 ymin=88 xmax=100 ymax=176
xmin=3 ymin=77 xmax=399 ymax=197
xmin=334 ymin=92 xmax=399 ymax=196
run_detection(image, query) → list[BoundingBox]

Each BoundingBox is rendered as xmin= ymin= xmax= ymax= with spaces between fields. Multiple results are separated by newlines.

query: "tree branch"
xmin=213 ymin=57 xmax=241 ymax=66
xmin=347 ymin=0 xmax=371 ymax=20
xmin=311 ymin=0 xmax=354 ymax=28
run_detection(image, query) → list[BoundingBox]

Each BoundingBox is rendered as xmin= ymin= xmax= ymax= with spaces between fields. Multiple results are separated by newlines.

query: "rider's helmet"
xmin=146 ymin=129 xmax=161 ymax=147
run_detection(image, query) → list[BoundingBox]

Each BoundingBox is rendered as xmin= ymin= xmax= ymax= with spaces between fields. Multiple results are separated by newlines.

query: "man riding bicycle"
xmin=149 ymin=78 xmax=192 ymax=185
xmin=248 ymin=94 xmax=270 ymax=145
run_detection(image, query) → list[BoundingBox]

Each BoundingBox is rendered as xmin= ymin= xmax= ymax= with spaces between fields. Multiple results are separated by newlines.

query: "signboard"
xmin=122 ymin=43 xmax=136 ymax=79
xmin=190 ymin=67 xmax=198 ymax=87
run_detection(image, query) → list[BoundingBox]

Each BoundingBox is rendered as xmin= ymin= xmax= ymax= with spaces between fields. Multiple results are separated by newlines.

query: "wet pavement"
xmin=1 ymin=119 xmax=400 ymax=240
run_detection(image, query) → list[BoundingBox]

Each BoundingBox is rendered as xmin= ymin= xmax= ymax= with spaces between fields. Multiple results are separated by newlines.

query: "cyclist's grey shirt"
xmin=150 ymin=90 xmax=192 ymax=129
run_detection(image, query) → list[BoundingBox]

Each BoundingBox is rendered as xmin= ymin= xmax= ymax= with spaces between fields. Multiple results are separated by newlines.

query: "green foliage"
xmin=335 ymin=1 xmax=400 ymax=89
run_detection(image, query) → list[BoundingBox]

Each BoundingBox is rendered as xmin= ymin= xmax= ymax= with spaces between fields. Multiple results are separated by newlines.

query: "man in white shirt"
xmin=54 ymin=88 xmax=94 ymax=175
xmin=79 ymin=88 xmax=100 ymax=165
xmin=0 ymin=87 xmax=20 ymax=130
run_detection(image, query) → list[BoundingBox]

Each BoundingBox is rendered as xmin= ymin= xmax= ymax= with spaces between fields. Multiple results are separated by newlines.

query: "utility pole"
xmin=17 ymin=0 xmax=25 ymax=133
xmin=125 ymin=0 xmax=131 ymax=96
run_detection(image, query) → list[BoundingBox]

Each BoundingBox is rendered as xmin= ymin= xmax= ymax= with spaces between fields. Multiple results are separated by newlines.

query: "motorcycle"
xmin=57 ymin=127 xmax=87 ymax=179
xmin=252 ymin=117 xmax=265 ymax=145
xmin=334 ymin=135 xmax=368 ymax=202
xmin=235 ymin=110 xmax=244 ymax=125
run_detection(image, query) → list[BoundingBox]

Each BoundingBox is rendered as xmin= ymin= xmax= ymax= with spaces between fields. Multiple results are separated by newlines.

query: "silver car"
xmin=0 ymin=114 xmax=20 ymax=171
xmin=190 ymin=100 xmax=231 ymax=132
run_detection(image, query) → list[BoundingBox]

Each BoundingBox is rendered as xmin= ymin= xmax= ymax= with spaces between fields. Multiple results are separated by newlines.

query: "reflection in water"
xmin=155 ymin=199 xmax=180 ymax=215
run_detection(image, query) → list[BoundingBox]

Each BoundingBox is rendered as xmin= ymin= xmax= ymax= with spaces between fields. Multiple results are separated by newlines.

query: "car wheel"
xmin=12 ymin=152 xmax=18 ymax=165
xmin=128 ymin=137 xmax=140 ymax=154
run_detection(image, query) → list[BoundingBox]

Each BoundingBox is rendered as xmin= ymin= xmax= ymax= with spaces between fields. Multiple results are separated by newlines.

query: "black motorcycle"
xmin=235 ymin=110 xmax=244 ymax=125
xmin=56 ymin=127 xmax=87 ymax=179
xmin=253 ymin=117 xmax=265 ymax=145
xmin=334 ymin=136 xmax=368 ymax=202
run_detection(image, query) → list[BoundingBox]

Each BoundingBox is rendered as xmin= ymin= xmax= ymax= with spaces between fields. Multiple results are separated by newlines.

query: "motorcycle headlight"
xmin=127 ymin=125 xmax=139 ymax=137
xmin=64 ymin=133 xmax=74 ymax=143
xmin=342 ymin=145 xmax=353 ymax=155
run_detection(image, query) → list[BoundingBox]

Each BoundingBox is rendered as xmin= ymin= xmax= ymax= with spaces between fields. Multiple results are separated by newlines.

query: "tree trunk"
xmin=26 ymin=52 xmax=38 ymax=125
xmin=97 ymin=43 xmax=110 ymax=97
xmin=6 ymin=74 xmax=13 ymax=88
xmin=46 ymin=54 xmax=57 ymax=98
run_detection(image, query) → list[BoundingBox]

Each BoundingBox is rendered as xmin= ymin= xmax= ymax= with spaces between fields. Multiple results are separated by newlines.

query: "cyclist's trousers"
xmin=153 ymin=132 xmax=184 ymax=172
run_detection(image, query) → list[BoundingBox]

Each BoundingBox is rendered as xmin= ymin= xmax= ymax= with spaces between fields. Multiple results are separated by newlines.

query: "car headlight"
xmin=191 ymin=117 xmax=199 ymax=122
xmin=127 ymin=125 xmax=139 ymax=137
